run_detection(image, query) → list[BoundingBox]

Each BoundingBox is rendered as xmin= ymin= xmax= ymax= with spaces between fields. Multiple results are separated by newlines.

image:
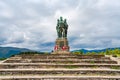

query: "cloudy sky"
xmin=0 ymin=0 xmax=120 ymax=51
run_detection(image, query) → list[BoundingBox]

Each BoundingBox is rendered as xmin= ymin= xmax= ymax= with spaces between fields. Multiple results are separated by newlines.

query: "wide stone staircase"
xmin=0 ymin=54 xmax=120 ymax=80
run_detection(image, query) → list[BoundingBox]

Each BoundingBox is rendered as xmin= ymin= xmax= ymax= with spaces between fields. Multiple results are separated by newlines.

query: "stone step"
xmin=18 ymin=54 xmax=105 ymax=56
xmin=20 ymin=57 xmax=111 ymax=60
xmin=4 ymin=59 xmax=117 ymax=64
xmin=18 ymin=54 xmax=105 ymax=58
xmin=5 ymin=59 xmax=112 ymax=62
xmin=5 ymin=57 xmax=110 ymax=60
xmin=0 ymin=69 xmax=120 ymax=76
xmin=8 ymin=58 xmax=111 ymax=61
xmin=0 ymin=63 xmax=120 ymax=69
xmin=0 ymin=76 xmax=120 ymax=80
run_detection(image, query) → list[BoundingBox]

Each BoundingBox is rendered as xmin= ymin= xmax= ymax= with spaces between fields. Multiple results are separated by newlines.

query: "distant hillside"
xmin=72 ymin=48 xmax=120 ymax=53
xmin=1 ymin=46 xmax=120 ymax=58
xmin=0 ymin=47 xmax=33 ymax=58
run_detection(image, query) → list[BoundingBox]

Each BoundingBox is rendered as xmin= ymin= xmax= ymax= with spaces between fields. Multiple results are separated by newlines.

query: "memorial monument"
xmin=52 ymin=17 xmax=70 ymax=54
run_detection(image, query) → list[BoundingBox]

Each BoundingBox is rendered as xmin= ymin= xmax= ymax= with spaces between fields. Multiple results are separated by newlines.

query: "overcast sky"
xmin=0 ymin=0 xmax=120 ymax=51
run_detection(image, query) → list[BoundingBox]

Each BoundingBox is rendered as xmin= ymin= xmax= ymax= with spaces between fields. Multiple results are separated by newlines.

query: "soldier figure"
xmin=56 ymin=17 xmax=68 ymax=38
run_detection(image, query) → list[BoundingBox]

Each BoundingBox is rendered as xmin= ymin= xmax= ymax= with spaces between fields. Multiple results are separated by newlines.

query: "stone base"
xmin=51 ymin=51 xmax=71 ymax=54
xmin=53 ymin=38 xmax=70 ymax=52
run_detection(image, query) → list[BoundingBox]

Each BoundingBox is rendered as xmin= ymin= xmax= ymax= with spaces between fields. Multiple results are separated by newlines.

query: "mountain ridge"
xmin=72 ymin=47 xmax=120 ymax=53
xmin=0 ymin=46 xmax=120 ymax=58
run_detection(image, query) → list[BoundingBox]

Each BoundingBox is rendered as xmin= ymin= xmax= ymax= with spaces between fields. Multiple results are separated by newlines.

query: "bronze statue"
xmin=53 ymin=17 xmax=70 ymax=54
xmin=56 ymin=17 xmax=68 ymax=38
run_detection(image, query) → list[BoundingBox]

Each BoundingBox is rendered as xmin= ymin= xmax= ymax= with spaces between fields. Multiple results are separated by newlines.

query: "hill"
xmin=72 ymin=47 xmax=120 ymax=53
xmin=0 ymin=47 xmax=32 ymax=58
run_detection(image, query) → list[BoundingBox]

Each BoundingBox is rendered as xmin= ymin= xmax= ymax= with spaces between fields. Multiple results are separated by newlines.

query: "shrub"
xmin=112 ymin=54 xmax=117 ymax=57
xmin=73 ymin=52 xmax=82 ymax=55
xmin=0 ymin=58 xmax=7 ymax=61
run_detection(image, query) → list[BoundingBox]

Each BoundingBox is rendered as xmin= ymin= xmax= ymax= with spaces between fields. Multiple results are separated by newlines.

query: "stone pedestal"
xmin=52 ymin=38 xmax=70 ymax=54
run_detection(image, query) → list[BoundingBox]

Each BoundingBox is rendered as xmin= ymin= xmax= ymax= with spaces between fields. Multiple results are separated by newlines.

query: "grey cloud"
xmin=0 ymin=0 xmax=120 ymax=51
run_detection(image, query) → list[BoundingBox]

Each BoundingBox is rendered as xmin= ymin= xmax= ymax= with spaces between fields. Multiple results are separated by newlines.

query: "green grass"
xmin=117 ymin=54 xmax=120 ymax=57
xmin=90 ymin=61 xmax=95 ymax=64
xmin=65 ymin=65 xmax=79 ymax=69
xmin=110 ymin=66 xmax=120 ymax=69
